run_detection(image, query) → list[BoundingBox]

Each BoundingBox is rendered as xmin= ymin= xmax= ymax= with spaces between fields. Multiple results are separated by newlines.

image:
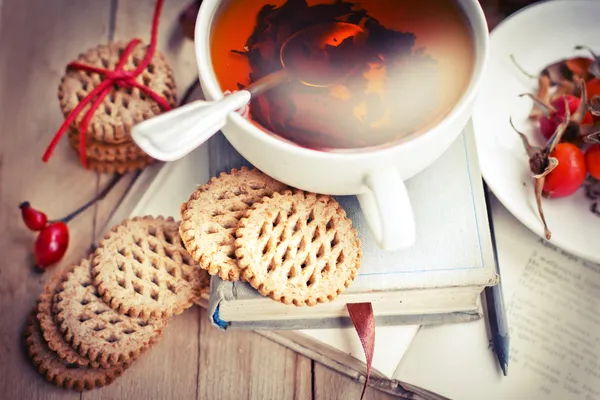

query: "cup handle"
xmin=357 ymin=169 xmax=416 ymax=251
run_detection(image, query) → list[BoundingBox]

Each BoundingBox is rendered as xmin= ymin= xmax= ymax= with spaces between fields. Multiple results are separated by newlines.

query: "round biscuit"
xmin=234 ymin=190 xmax=362 ymax=306
xmin=179 ymin=167 xmax=289 ymax=282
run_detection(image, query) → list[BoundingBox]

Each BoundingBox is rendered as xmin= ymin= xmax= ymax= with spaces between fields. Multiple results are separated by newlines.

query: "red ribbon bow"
xmin=42 ymin=0 xmax=171 ymax=169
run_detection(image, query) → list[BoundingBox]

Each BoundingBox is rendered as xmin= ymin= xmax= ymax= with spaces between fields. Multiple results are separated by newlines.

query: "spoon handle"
xmin=131 ymin=90 xmax=251 ymax=162
xmin=246 ymin=69 xmax=290 ymax=95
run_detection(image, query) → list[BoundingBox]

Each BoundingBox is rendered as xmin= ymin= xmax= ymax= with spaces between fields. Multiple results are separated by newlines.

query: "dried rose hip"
xmin=521 ymin=79 xmax=594 ymax=144
xmin=511 ymin=98 xmax=587 ymax=240
xmin=542 ymin=142 xmax=587 ymax=198
xmin=19 ymin=202 xmax=48 ymax=232
xmin=19 ymin=176 xmax=123 ymax=271
xmin=586 ymin=145 xmax=600 ymax=181
xmin=33 ymin=222 xmax=69 ymax=270
xmin=540 ymin=95 xmax=594 ymax=140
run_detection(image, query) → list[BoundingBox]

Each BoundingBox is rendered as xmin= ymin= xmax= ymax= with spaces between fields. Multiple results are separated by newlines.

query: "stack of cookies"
xmin=179 ymin=167 xmax=363 ymax=307
xmin=24 ymin=216 xmax=209 ymax=391
xmin=59 ymin=41 xmax=178 ymax=174
xmin=24 ymin=168 xmax=362 ymax=391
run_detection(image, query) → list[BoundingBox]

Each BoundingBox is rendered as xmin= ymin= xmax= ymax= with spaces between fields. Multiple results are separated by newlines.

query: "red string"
xmin=42 ymin=0 xmax=171 ymax=168
xmin=347 ymin=303 xmax=375 ymax=400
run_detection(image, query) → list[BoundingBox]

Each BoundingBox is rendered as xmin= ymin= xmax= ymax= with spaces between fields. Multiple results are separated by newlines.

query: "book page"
xmin=395 ymin=198 xmax=600 ymax=399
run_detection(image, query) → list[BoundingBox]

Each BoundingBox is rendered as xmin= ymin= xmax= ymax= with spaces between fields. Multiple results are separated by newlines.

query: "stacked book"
xmin=206 ymin=129 xmax=498 ymax=330
xmin=106 ymin=120 xmax=500 ymax=397
xmin=113 ymin=124 xmax=499 ymax=331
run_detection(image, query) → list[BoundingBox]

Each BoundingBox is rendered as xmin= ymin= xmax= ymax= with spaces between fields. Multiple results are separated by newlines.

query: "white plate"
xmin=472 ymin=0 xmax=600 ymax=263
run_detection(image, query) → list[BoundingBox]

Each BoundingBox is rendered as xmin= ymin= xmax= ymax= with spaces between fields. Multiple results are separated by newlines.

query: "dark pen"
xmin=482 ymin=180 xmax=510 ymax=377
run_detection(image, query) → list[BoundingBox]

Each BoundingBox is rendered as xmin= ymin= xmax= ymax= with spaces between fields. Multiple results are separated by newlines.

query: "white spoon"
xmin=131 ymin=22 xmax=365 ymax=161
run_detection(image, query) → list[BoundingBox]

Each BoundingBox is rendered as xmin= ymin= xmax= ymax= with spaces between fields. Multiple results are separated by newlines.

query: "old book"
xmin=207 ymin=127 xmax=498 ymax=330
xmin=105 ymin=125 xmax=497 ymax=330
xmin=100 ymin=123 xmax=496 ymax=398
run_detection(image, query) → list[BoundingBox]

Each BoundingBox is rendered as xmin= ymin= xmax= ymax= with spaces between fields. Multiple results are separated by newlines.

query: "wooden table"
xmin=0 ymin=0 xmax=506 ymax=398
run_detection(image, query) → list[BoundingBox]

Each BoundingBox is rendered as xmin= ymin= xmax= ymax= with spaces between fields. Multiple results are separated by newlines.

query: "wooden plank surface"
xmin=0 ymin=1 xmax=112 ymax=399
xmin=0 ymin=0 xmax=507 ymax=399
xmin=198 ymin=308 xmax=313 ymax=400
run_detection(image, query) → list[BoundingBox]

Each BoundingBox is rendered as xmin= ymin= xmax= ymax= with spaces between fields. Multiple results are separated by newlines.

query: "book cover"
xmin=209 ymin=125 xmax=498 ymax=330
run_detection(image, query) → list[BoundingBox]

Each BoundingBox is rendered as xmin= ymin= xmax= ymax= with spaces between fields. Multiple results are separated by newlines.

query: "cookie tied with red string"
xmin=56 ymin=41 xmax=177 ymax=173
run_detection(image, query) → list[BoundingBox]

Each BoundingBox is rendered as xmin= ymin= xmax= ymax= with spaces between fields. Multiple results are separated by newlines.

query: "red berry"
xmin=538 ymin=95 xmax=593 ymax=141
xmin=543 ymin=143 xmax=587 ymax=198
xmin=585 ymin=144 xmax=600 ymax=181
xmin=19 ymin=202 xmax=48 ymax=231
xmin=539 ymin=115 xmax=559 ymax=141
xmin=34 ymin=222 xmax=69 ymax=270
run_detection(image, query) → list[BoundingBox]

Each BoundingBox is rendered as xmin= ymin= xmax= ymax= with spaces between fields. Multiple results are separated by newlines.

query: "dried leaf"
xmin=565 ymin=57 xmax=594 ymax=81
xmin=512 ymin=52 xmax=596 ymax=87
xmin=511 ymin=98 xmax=571 ymax=241
xmin=542 ymin=60 xmax=575 ymax=84
xmin=574 ymin=45 xmax=600 ymax=78
xmin=533 ymin=156 xmax=558 ymax=240
xmin=582 ymin=126 xmax=600 ymax=144
xmin=519 ymin=85 xmax=555 ymax=119
xmin=550 ymin=80 xmax=577 ymax=101
xmin=571 ymin=77 xmax=588 ymax=124
xmin=545 ymin=100 xmax=571 ymax=153
xmin=510 ymin=118 xmax=539 ymax=158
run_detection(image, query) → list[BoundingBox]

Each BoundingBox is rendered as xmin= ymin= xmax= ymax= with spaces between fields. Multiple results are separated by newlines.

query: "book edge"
xmin=462 ymin=121 xmax=499 ymax=286
xmin=211 ymin=307 xmax=482 ymax=331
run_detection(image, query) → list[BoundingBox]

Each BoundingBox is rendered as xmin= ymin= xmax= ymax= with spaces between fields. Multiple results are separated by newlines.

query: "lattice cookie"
xmin=37 ymin=265 xmax=100 ymax=368
xmin=68 ymin=128 xmax=145 ymax=162
xmin=59 ymin=40 xmax=177 ymax=145
xmin=235 ymin=190 xmax=362 ymax=306
xmin=24 ymin=310 xmax=129 ymax=392
xmin=53 ymin=259 xmax=167 ymax=368
xmin=91 ymin=216 xmax=204 ymax=320
xmin=180 ymin=167 xmax=289 ymax=281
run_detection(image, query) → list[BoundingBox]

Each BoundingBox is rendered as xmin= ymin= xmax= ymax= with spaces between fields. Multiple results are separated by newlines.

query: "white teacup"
xmin=190 ymin=0 xmax=490 ymax=251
